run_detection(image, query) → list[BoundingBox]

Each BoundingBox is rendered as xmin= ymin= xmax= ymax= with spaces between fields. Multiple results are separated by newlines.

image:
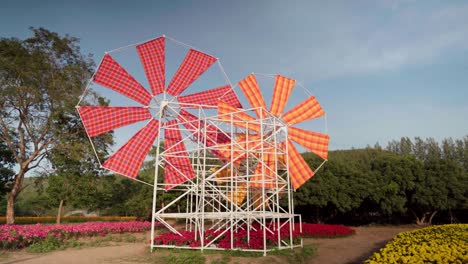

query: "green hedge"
xmin=0 ymin=216 xmax=137 ymax=224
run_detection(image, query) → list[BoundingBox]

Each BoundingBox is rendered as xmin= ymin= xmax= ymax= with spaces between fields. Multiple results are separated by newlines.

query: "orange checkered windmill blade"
xmin=77 ymin=36 xmax=241 ymax=189
xmin=218 ymin=73 xmax=329 ymax=190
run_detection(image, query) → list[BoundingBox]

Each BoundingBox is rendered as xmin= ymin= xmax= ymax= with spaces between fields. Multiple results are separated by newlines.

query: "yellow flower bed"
xmin=0 ymin=216 xmax=137 ymax=224
xmin=365 ymin=224 xmax=468 ymax=264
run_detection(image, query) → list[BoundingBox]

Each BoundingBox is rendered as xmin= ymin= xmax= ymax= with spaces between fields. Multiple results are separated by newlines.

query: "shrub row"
xmin=0 ymin=216 xmax=136 ymax=225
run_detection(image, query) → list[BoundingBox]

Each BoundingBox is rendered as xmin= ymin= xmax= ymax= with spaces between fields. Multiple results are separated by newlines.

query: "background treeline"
xmin=2 ymin=136 xmax=466 ymax=226
xmin=296 ymin=136 xmax=467 ymax=225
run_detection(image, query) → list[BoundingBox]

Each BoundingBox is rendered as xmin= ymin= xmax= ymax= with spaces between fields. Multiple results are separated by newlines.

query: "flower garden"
xmin=365 ymin=224 xmax=468 ymax=264
xmin=0 ymin=221 xmax=356 ymax=251
xmin=0 ymin=221 xmax=151 ymax=249
xmin=154 ymin=223 xmax=356 ymax=249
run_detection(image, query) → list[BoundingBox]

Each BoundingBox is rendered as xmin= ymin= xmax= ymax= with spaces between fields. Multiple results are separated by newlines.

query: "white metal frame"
xmin=150 ymin=102 xmax=304 ymax=255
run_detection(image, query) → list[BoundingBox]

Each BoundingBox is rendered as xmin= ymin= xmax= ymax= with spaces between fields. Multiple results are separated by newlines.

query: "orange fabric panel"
xmin=210 ymin=167 xmax=232 ymax=185
xmin=289 ymin=127 xmax=329 ymax=160
xmin=286 ymin=140 xmax=315 ymax=190
xmin=250 ymin=152 xmax=285 ymax=188
xmin=227 ymin=183 xmax=247 ymax=206
xmin=282 ymin=96 xmax=325 ymax=125
xmin=216 ymin=134 xmax=264 ymax=164
xmin=252 ymin=190 xmax=270 ymax=209
xmin=218 ymin=101 xmax=260 ymax=132
xmin=238 ymin=74 xmax=268 ymax=118
xmin=270 ymin=75 xmax=295 ymax=116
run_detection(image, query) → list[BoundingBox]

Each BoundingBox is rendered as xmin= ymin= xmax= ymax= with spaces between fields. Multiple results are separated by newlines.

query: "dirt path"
xmin=306 ymin=226 xmax=419 ymax=264
xmin=1 ymin=226 xmax=419 ymax=264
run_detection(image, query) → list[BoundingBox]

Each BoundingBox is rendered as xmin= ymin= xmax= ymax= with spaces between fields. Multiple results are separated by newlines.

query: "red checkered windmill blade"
xmin=77 ymin=36 xmax=241 ymax=189
xmin=218 ymin=73 xmax=329 ymax=190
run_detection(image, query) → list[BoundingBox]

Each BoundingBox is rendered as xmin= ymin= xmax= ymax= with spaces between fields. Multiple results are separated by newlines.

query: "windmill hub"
xmin=152 ymin=93 xmax=181 ymax=121
xmin=262 ymin=116 xmax=288 ymax=143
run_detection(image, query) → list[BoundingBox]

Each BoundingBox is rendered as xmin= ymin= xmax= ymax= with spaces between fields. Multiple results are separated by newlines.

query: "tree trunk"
xmin=428 ymin=211 xmax=438 ymax=225
xmin=56 ymin=199 xmax=64 ymax=224
xmin=6 ymin=169 xmax=27 ymax=224
xmin=6 ymin=194 xmax=16 ymax=225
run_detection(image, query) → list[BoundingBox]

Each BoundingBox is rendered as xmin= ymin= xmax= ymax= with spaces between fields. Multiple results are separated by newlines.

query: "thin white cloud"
xmin=267 ymin=2 xmax=468 ymax=80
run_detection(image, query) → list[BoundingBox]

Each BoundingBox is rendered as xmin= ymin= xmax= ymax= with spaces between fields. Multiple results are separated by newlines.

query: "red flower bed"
xmin=0 ymin=221 xmax=151 ymax=249
xmin=298 ymin=223 xmax=355 ymax=238
xmin=154 ymin=222 xmax=355 ymax=249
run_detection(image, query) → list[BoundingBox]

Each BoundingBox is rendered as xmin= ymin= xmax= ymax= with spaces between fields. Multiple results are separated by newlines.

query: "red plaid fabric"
xmin=136 ymin=37 xmax=165 ymax=96
xmin=93 ymin=54 xmax=152 ymax=106
xmin=270 ymin=75 xmax=295 ymax=116
xmin=166 ymin=49 xmax=217 ymax=96
xmin=282 ymin=96 xmax=325 ymax=125
xmin=178 ymin=109 xmax=231 ymax=160
xmin=78 ymin=106 xmax=151 ymax=137
xmin=238 ymin=74 xmax=268 ymax=118
xmin=164 ymin=120 xmax=195 ymax=190
xmin=178 ymin=85 xmax=242 ymax=108
xmin=102 ymin=119 xmax=159 ymax=178
xmin=286 ymin=140 xmax=315 ymax=190
xmin=289 ymin=126 xmax=329 ymax=160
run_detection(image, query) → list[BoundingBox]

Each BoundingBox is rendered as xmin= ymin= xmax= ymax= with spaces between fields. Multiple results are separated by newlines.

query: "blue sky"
xmin=1 ymin=0 xmax=467 ymax=150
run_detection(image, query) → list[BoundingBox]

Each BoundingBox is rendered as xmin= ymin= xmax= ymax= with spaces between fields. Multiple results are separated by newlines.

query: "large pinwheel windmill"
xmin=77 ymin=36 xmax=241 ymax=190
xmin=218 ymin=73 xmax=329 ymax=190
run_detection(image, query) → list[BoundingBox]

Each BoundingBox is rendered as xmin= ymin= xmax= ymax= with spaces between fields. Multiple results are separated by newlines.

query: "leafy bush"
xmin=365 ymin=224 xmax=468 ymax=263
xmin=27 ymin=235 xmax=63 ymax=253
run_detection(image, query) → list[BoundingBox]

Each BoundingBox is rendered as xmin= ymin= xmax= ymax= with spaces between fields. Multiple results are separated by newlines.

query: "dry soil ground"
xmin=0 ymin=225 xmax=419 ymax=264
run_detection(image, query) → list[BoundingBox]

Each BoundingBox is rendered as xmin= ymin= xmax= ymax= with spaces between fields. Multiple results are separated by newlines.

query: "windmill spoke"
xmin=102 ymin=119 xmax=159 ymax=178
xmin=238 ymin=73 xmax=268 ymax=118
xmin=282 ymin=96 xmax=324 ymax=125
xmin=178 ymin=85 xmax=242 ymax=108
xmin=166 ymin=49 xmax=217 ymax=96
xmin=136 ymin=37 xmax=165 ymax=95
xmin=78 ymin=106 xmax=152 ymax=137
xmin=93 ymin=54 xmax=152 ymax=105
xmin=289 ymin=126 xmax=329 ymax=160
xmin=270 ymin=75 xmax=295 ymax=116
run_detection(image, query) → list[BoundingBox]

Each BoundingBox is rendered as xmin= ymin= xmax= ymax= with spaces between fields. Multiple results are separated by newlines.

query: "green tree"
xmin=46 ymin=97 xmax=112 ymax=223
xmin=0 ymin=134 xmax=16 ymax=195
xmin=399 ymin=137 xmax=413 ymax=156
xmin=15 ymin=177 xmax=51 ymax=216
xmin=0 ymin=28 xmax=94 ymax=223
xmin=412 ymin=137 xmax=426 ymax=160
xmin=408 ymin=159 xmax=467 ymax=225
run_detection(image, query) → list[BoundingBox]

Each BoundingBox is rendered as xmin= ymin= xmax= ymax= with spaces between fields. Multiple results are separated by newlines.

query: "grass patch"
xmin=210 ymin=254 xmax=231 ymax=264
xmin=150 ymin=249 xmax=206 ymax=264
xmin=146 ymin=244 xmax=316 ymax=264
xmin=27 ymin=235 xmax=64 ymax=253
xmin=26 ymin=234 xmax=141 ymax=253
xmin=28 ymin=237 xmax=86 ymax=253
xmin=265 ymin=244 xmax=316 ymax=264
